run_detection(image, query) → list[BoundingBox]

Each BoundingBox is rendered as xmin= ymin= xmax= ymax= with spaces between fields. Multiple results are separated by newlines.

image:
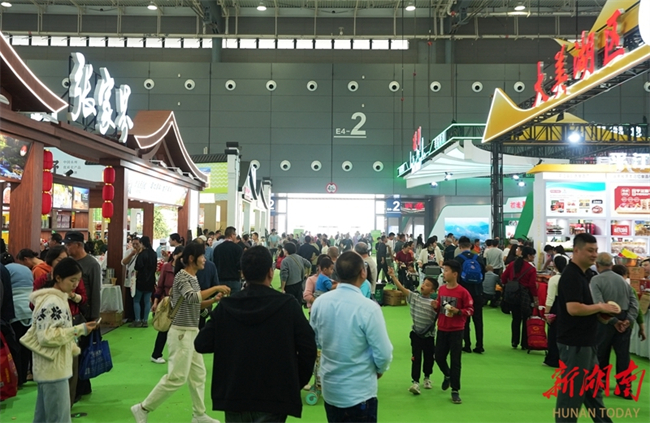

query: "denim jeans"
xmin=34 ymin=379 xmax=71 ymax=423
xmin=133 ymin=290 xmax=152 ymax=323
xmin=221 ymin=280 xmax=242 ymax=294
xmin=324 ymin=397 xmax=378 ymax=423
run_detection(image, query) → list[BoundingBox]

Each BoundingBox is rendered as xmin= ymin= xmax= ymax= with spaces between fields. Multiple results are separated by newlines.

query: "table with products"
xmin=100 ymin=284 xmax=123 ymax=313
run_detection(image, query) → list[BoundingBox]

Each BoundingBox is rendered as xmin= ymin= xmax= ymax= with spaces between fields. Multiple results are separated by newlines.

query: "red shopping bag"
xmin=0 ymin=332 xmax=18 ymax=401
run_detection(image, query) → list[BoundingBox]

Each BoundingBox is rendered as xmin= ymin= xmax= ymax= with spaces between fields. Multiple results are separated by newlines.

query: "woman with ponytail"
xmin=24 ymin=258 xmax=98 ymax=423
xmin=132 ymin=242 xmax=230 ymax=423
xmin=501 ymin=246 xmax=539 ymax=350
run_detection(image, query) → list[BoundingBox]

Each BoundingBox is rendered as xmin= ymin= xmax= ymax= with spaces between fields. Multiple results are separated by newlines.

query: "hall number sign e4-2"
xmin=334 ymin=112 xmax=367 ymax=139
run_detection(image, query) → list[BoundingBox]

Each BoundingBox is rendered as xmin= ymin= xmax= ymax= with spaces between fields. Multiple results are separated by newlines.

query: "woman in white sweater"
xmin=22 ymin=258 xmax=98 ymax=423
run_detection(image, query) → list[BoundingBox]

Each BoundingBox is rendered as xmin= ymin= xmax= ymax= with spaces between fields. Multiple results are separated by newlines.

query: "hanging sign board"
xmin=68 ymin=52 xmax=133 ymax=143
xmin=482 ymin=0 xmax=650 ymax=144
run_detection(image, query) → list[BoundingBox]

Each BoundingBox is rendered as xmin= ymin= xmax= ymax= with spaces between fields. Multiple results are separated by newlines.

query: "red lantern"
xmin=103 ymin=166 xmax=115 ymax=184
xmin=42 ymin=192 xmax=52 ymax=215
xmin=102 ymin=202 xmax=114 ymax=221
xmin=102 ymin=184 xmax=114 ymax=201
xmin=42 ymin=171 xmax=53 ymax=192
xmin=43 ymin=150 xmax=53 ymax=170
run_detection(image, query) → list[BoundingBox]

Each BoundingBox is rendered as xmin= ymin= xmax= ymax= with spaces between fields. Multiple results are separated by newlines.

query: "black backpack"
xmin=503 ymin=266 xmax=533 ymax=305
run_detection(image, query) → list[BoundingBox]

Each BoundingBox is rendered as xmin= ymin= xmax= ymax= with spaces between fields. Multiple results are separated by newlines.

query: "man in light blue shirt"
xmin=310 ymin=251 xmax=393 ymax=423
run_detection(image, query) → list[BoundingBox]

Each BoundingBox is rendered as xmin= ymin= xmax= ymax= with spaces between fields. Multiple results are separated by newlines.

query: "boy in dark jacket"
xmin=195 ymin=246 xmax=317 ymax=422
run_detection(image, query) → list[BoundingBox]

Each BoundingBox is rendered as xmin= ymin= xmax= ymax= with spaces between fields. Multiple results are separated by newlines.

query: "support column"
xmin=491 ymin=140 xmax=504 ymax=239
xmin=10 ymin=142 xmax=43 ymax=255
xmin=105 ymin=166 xmax=129 ymax=319
xmin=178 ymin=189 xmax=190 ymax=241
xmin=142 ymin=202 xmax=154 ymax=240
xmin=226 ymin=143 xmax=240 ymax=231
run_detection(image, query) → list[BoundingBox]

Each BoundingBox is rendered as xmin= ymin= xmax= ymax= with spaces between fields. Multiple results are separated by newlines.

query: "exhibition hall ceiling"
xmin=0 ymin=0 xmax=604 ymax=19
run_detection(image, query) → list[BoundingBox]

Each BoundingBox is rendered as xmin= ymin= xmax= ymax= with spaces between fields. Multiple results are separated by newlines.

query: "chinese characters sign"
xmin=543 ymin=360 xmax=645 ymax=402
xmin=596 ymin=152 xmax=650 ymax=173
xmin=68 ymin=52 xmax=133 ymax=143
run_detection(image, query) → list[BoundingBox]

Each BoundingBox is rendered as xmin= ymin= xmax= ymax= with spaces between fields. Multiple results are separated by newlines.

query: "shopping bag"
xmin=79 ymin=330 xmax=113 ymax=380
xmin=0 ymin=333 xmax=18 ymax=401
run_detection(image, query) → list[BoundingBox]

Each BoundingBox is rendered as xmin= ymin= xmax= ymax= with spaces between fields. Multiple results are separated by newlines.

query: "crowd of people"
xmin=1 ymin=227 xmax=649 ymax=423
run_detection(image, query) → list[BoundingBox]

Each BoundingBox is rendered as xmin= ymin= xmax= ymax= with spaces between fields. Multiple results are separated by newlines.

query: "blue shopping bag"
xmin=79 ymin=330 xmax=113 ymax=380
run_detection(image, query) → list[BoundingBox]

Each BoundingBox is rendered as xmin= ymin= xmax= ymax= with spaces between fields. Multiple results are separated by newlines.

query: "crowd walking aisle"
xmin=1 ymin=304 xmax=648 ymax=423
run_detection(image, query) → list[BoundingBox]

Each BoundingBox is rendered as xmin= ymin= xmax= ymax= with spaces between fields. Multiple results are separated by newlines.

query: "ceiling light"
xmin=257 ymin=1 xmax=267 ymax=11
xmin=514 ymin=3 xmax=526 ymax=11
xmin=444 ymin=172 xmax=452 ymax=181
xmin=405 ymin=1 xmax=416 ymax=11
xmin=1 ymin=2 xmax=12 ymax=7
xmin=518 ymin=181 xmax=526 ymax=187
xmin=147 ymin=1 xmax=157 ymax=10
xmin=512 ymin=174 xmax=520 ymax=180
xmin=568 ymin=131 xmax=582 ymax=143
xmin=431 ymin=182 xmax=438 ymax=187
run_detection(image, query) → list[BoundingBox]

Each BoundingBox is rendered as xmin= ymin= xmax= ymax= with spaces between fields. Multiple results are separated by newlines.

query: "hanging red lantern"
xmin=103 ymin=166 xmax=115 ymax=184
xmin=42 ymin=171 xmax=53 ymax=192
xmin=42 ymin=192 xmax=52 ymax=215
xmin=102 ymin=202 xmax=113 ymax=221
xmin=102 ymin=184 xmax=114 ymax=201
xmin=102 ymin=166 xmax=114 ymax=222
xmin=42 ymin=149 xmax=54 ymax=216
xmin=43 ymin=150 xmax=53 ymax=170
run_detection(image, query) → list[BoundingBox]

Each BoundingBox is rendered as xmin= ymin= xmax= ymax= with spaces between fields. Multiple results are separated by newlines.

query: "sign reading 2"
xmin=335 ymin=112 xmax=367 ymax=139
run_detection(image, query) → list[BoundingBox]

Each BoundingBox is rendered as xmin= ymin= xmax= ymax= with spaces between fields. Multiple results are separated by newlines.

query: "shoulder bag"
xmin=152 ymin=295 xmax=185 ymax=332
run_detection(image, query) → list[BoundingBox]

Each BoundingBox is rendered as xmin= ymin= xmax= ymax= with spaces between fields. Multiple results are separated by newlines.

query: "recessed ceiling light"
xmin=147 ymin=1 xmax=157 ymax=10
xmin=514 ymin=3 xmax=526 ymax=11
xmin=405 ymin=1 xmax=416 ymax=11
xmin=257 ymin=1 xmax=267 ymax=11
xmin=518 ymin=181 xmax=526 ymax=187
xmin=512 ymin=174 xmax=520 ymax=180
xmin=1 ymin=1 xmax=12 ymax=7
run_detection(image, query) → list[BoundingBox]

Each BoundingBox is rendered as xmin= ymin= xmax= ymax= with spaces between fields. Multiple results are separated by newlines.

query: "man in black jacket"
xmin=454 ymin=236 xmax=486 ymax=354
xmin=213 ymin=226 xmax=244 ymax=293
xmin=195 ymin=246 xmax=317 ymax=422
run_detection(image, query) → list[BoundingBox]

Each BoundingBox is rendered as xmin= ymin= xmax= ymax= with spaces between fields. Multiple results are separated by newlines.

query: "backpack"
xmin=503 ymin=265 xmax=532 ymax=305
xmin=457 ymin=254 xmax=483 ymax=284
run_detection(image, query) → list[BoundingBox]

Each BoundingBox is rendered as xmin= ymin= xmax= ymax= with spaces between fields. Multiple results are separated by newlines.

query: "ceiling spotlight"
xmin=257 ymin=1 xmax=267 ymax=11
xmin=512 ymin=174 xmax=520 ymax=180
xmin=431 ymin=182 xmax=438 ymax=187
xmin=514 ymin=3 xmax=526 ymax=11
xmin=1 ymin=2 xmax=12 ymax=7
xmin=518 ymin=181 xmax=526 ymax=187
xmin=147 ymin=1 xmax=157 ymax=10
xmin=568 ymin=131 xmax=582 ymax=143
xmin=405 ymin=1 xmax=416 ymax=11
xmin=444 ymin=172 xmax=452 ymax=181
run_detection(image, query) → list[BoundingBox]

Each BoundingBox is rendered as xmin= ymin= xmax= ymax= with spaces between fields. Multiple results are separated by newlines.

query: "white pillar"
xmin=226 ymin=144 xmax=240 ymax=231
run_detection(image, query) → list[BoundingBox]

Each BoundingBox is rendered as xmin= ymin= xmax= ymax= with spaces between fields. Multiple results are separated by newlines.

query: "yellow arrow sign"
xmin=483 ymin=0 xmax=650 ymax=144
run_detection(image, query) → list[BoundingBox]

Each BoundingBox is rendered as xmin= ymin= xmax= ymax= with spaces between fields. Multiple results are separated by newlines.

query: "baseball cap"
xmin=63 ymin=231 xmax=85 ymax=244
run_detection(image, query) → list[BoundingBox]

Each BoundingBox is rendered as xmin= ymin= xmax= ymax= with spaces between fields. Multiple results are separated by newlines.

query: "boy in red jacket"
xmin=433 ymin=260 xmax=474 ymax=404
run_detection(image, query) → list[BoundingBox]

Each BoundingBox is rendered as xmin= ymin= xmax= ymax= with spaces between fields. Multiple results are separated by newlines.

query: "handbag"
xmin=79 ymin=330 xmax=113 ymax=380
xmin=152 ymin=296 xmax=184 ymax=332
xmin=72 ymin=313 xmax=86 ymax=326
xmin=0 ymin=332 xmax=19 ymax=400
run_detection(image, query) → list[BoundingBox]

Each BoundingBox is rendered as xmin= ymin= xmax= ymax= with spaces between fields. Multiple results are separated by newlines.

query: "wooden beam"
xmin=9 ymin=142 xmax=43 ymax=256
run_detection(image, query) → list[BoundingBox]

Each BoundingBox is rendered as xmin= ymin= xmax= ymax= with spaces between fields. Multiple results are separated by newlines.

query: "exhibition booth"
xmin=193 ymin=143 xmax=272 ymax=237
xmin=0 ymin=33 xmax=207 ymax=325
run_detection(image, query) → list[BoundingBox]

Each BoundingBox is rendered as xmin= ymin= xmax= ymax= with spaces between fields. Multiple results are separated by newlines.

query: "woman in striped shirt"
xmin=131 ymin=242 xmax=230 ymax=423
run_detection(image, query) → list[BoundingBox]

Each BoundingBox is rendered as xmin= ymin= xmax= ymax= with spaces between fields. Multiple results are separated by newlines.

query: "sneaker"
xmin=191 ymin=414 xmax=220 ymax=423
xmin=441 ymin=376 xmax=451 ymax=391
xmin=423 ymin=378 xmax=432 ymax=389
xmin=150 ymin=357 xmax=165 ymax=364
xmin=462 ymin=346 xmax=472 ymax=353
xmin=141 ymin=322 xmax=148 ymax=328
xmin=131 ymin=404 xmax=148 ymax=423
xmin=511 ymin=343 xmax=518 ymax=349
xmin=451 ymin=391 xmax=462 ymax=404
xmin=473 ymin=347 xmax=485 ymax=354
xmin=408 ymin=382 xmax=421 ymax=395
xmin=129 ymin=321 xmax=142 ymax=328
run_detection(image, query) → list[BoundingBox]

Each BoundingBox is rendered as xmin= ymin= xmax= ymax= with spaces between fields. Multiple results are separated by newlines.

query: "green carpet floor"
xmin=2 ymin=276 xmax=649 ymax=423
